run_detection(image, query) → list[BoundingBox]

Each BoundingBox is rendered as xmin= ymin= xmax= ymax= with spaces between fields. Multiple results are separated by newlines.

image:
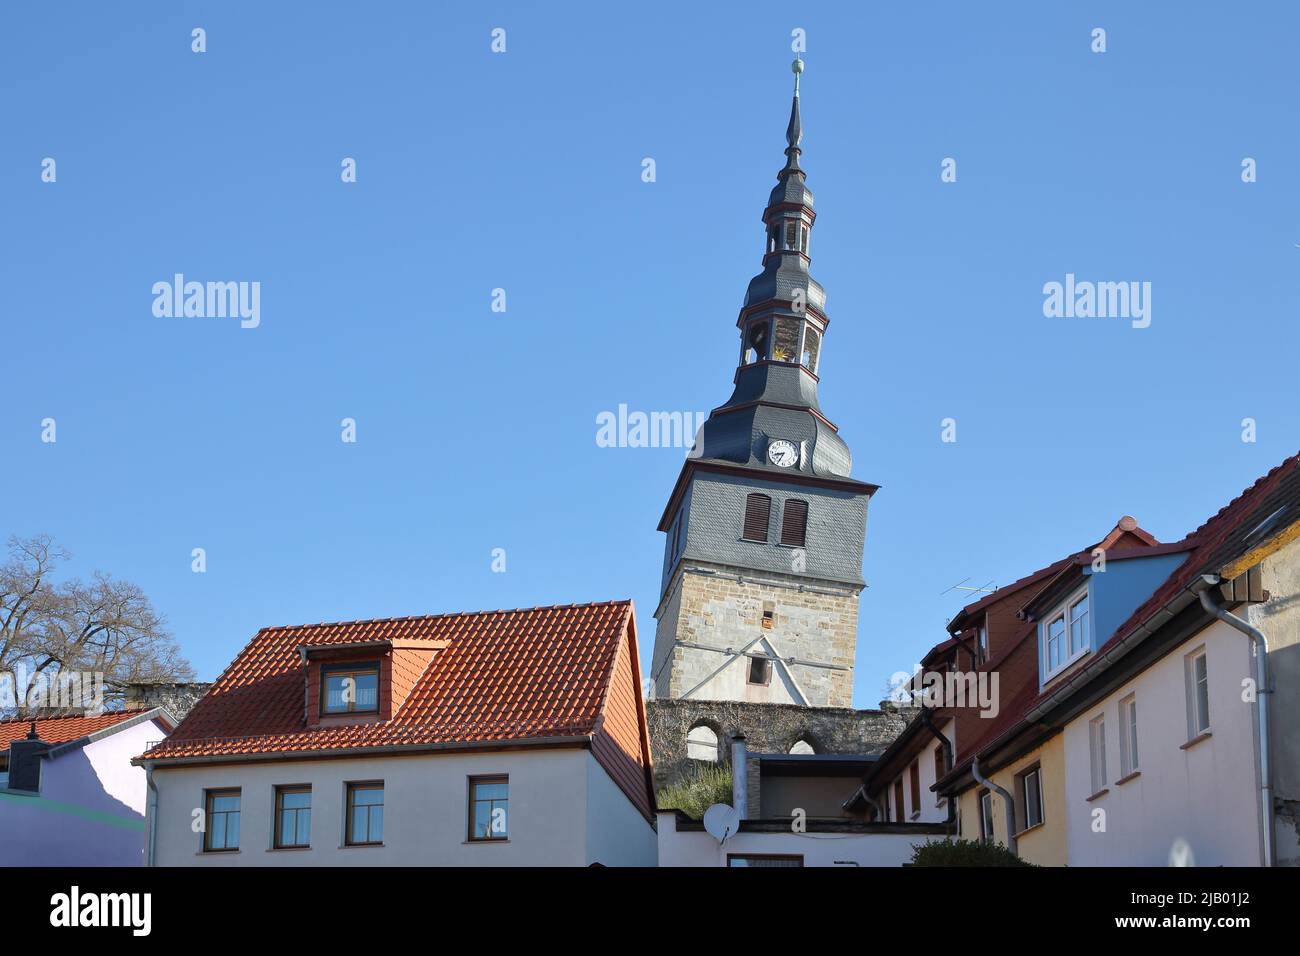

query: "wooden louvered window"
xmin=780 ymin=499 xmax=808 ymax=547
xmin=742 ymin=494 xmax=771 ymax=542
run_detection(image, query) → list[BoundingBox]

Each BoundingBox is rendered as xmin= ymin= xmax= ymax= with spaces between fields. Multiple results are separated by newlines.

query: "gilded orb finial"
xmin=792 ymin=56 xmax=804 ymax=95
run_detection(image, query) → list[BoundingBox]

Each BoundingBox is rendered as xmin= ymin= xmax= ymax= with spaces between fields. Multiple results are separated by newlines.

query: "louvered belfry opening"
xmin=742 ymin=493 xmax=771 ymax=542
xmin=780 ymin=499 xmax=808 ymax=547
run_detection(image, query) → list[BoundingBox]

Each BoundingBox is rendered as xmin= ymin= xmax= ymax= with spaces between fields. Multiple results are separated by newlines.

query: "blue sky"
xmin=4 ymin=2 xmax=1298 ymax=705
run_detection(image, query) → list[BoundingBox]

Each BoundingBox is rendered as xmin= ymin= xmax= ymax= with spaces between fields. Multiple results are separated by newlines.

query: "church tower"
xmin=650 ymin=60 xmax=877 ymax=709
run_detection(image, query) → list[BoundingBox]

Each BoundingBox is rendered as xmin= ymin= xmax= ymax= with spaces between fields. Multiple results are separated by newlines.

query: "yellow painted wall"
xmin=956 ymin=733 xmax=1067 ymax=866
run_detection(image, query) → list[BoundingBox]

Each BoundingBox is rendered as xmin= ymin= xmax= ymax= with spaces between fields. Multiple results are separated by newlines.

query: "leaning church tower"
xmin=649 ymin=59 xmax=877 ymax=710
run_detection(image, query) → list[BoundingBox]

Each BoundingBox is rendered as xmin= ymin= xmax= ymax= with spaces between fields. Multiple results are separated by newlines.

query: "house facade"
xmin=137 ymin=601 xmax=658 ymax=867
xmin=0 ymin=709 xmax=174 ymax=866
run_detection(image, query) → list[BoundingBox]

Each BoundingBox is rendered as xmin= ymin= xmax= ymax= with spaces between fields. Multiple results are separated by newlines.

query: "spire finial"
xmin=785 ymin=58 xmax=804 ymax=151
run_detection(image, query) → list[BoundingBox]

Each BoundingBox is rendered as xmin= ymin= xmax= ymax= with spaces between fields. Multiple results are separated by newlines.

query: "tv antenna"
xmin=940 ymin=577 xmax=997 ymax=597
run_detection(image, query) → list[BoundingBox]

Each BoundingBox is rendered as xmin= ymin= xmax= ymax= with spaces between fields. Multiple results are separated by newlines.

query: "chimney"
xmin=6 ymin=723 xmax=50 ymax=793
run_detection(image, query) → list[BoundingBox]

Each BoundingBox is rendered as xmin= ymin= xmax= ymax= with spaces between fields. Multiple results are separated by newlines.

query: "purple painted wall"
xmin=0 ymin=717 xmax=166 ymax=866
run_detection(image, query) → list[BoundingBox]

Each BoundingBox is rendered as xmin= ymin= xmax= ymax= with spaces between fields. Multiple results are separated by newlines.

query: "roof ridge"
xmin=1181 ymin=449 xmax=1300 ymax=540
xmin=256 ymin=599 xmax=634 ymax=633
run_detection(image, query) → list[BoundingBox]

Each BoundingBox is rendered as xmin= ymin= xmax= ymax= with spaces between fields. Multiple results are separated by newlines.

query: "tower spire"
xmin=786 ymin=57 xmax=803 ymax=148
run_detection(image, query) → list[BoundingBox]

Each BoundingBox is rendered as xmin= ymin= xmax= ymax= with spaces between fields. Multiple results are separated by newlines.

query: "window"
xmin=686 ymin=724 xmax=719 ymax=762
xmin=747 ymin=655 xmax=773 ymax=686
xmin=203 ymin=789 xmax=241 ymax=852
xmin=1019 ymin=768 xmax=1043 ymax=831
xmin=933 ymin=746 xmax=947 ymax=794
xmin=780 ymin=499 xmax=808 ymax=547
xmin=345 ymin=782 xmax=384 ymax=845
xmin=742 ymin=320 xmax=769 ymax=365
xmin=1119 ymin=694 xmax=1139 ymax=777
xmin=801 ymin=325 xmax=820 ymax=373
xmin=979 ymin=790 xmax=994 ymax=842
xmin=728 ymin=854 xmax=803 ymax=867
xmin=275 ymin=786 xmax=311 ymax=848
xmin=772 ymin=317 xmax=801 ymax=363
xmin=742 ymin=494 xmax=771 ymax=542
xmin=909 ymin=762 xmax=921 ymax=816
xmin=893 ymin=780 xmax=905 ymax=823
xmin=1042 ymin=586 xmax=1091 ymax=680
xmin=789 ymin=738 xmax=814 ymax=755
xmin=322 ymin=664 xmax=379 ymax=715
xmin=1186 ymin=649 xmax=1210 ymax=737
xmin=977 ymin=624 xmax=989 ymax=664
xmin=1088 ymin=715 xmax=1107 ymax=795
xmin=761 ymin=606 xmax=775 ymax=629
xmin=469 ymin=776 xmax=509 ymax=841
xmin=1068 ymin=594 xmax=1090 ymax=656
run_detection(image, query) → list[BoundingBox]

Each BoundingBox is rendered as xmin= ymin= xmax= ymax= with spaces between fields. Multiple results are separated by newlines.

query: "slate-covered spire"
xmin=684 ymin=57 xmax=854 ymax=480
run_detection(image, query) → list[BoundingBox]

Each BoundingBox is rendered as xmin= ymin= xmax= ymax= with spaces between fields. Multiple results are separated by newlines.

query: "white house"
xmin=0 ymin=708 xmax=174 ymax=866
xmin=136 ymin=601 xmax=658 ymax=866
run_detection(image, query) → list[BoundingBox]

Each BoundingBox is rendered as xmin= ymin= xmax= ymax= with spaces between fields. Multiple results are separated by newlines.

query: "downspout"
xmin=920 ymin=708 xmax=956 ymax=827
xmin=972 ymin=755 xmax=1017 ymax=857
xmin=1196 ymin=575 xmax=1274 ymax=868
xmin=145 ymin=764 xmax=158 ymax=868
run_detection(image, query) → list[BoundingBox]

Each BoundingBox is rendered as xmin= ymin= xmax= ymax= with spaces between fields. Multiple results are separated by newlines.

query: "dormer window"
xmin=322 ymin=664 xmax=379 ymax=715
xmin=1041 ymin=586 xmax=1091 ymax=681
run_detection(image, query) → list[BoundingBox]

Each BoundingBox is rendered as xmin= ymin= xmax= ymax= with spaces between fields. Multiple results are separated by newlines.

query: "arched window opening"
xmin=789 ymin=739 xmax=815 ymax=755
xmin=801 ymin=325 xmax=821 ymax=373
xmin=686 ymin=724 xmax=719 ymax=762
xmin=743 ymin=320 xmax=770 ymax=366
xmin=772 ymin=318 xmax=800 ymax=363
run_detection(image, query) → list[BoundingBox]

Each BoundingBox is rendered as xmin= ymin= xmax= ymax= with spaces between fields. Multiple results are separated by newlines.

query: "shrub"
xmin=656 ymin=763 xmax=734 ymax=820
xmin=909 ymin=838 xmax=1034 ymax=867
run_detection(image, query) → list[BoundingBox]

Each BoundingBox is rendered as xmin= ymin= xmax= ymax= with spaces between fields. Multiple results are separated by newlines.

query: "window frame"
xmin=203 ymin=788 xmax=241 ymax=853
xmin=1118 ymin=693 xmax=1139 ymax=777
xmin=1185 ymin=648 xmax=1211 ymax=738
xmin=1041 ymin=584 xmax=1092 ymax=681
xmin=978 ymin=789 xmax=994 ymax=842
xmin=320 ymin=662 xmax=381 ymax=716
xmin=1088 ymin=714 xmax=1107 ymax=795
xmin=893 ymin=779 xmax=905 ymax=823
xmin=273 ymin=785 xmax=312 ymax=849
xmin=468 ymin=775 xmax=510 ymax=843
xmin=1018 ymin=767 xmax=1044 ymax=832
xmin=344 ymin=781 xmax=385 ymax=846
xmin=908 ymin=761 xmax=922 ymax=818
xmin=747 ymin=654 xmax=773 ymax=687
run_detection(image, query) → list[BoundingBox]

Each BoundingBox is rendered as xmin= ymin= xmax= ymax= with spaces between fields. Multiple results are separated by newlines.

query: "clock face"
xmin=767 ymin=440 xmax=798 ymax=467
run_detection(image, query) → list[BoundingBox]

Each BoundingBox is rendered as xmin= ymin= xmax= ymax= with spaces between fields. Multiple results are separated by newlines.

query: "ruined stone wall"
xmin=646 ymin=697 xmax=914 ymax=792
xmin=123 ymin=682 xmax=212 ymax=722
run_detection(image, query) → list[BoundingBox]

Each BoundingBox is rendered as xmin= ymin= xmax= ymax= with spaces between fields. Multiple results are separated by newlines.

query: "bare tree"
xmin=0 ymin=534 xmax=194 ymax=715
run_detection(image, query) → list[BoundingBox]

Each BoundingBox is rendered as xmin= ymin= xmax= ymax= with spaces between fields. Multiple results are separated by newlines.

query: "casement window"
xmin=1088 ymin=715 xmax=1107 ymax=795
xmin=1042 ymin=586 xmax=1091 ymax=680
xmin=742 ymin=494 xmax=772 ymax=542
xmin=469 ymin=776 xmax=509 ymax=842
xmin=893 ymin=779 xmax=905 ymax=823
xmin=977 ymin=624 xmax=989 ymax=664
xmin=780 ymin=500 xmax=808 ymax=548
xmin=909 ymin=762 xmax=922 ymax=817
xmin=1018 ymin=767 xmax=1044 ymax=831
xmin=322 ymin=664 xmax=379 ymax=715
xmin=1119 ymin=694 xmax=1139 ymax=777
xmin=747 ymin=655 xmax=773 ymax=686
xmin=727 ymin=854 xmax=803 ymax=867
xmin=979 ymin=790 xmax=995 ymax=842
xmin=686 ymin=724 xmax=719 ymax=762
xmin=345 ymin=782 xmax=384 ymax=845
xmin=274 ymin=786 xmax=311 ymax=849
xmin=933 ymin=746 xmax=947 ymax=804
xmin=1185 ymin=649 xmax=1211 ymax=738
xmin=203 ymin=789 xmax=241 ymax=852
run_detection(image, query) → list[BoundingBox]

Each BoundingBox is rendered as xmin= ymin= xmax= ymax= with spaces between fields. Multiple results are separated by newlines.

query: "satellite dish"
xmin=703 ymin=803 xmax=743 ymax=844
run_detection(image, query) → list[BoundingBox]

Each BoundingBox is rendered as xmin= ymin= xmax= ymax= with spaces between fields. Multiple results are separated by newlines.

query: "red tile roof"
xmin=136 ymin=600 xmax=657 ymax=818
xmin=0 ymin=711 xmax=154 ymax=748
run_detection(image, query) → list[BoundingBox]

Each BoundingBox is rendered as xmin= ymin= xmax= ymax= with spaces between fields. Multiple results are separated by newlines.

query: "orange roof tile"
xmin=140 ymin=601 xmax=642 ymax=762
xmin=0 ymin=711 xmax=155 ymax=748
